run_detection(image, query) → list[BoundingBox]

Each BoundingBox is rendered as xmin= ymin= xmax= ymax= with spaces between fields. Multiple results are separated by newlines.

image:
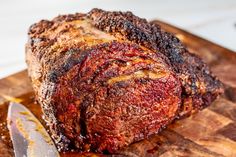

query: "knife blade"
xmin=7 ymin=102 xmax=59 ymax=157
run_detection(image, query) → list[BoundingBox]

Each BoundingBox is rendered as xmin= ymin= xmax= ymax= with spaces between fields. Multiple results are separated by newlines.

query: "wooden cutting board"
xmin=0 ymin=20 xmax=236 ymax=157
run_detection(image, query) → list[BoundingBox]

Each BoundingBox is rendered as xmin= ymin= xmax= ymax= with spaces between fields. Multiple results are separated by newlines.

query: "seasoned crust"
xmin=26 ymin=12 xmax=181 ymax=152
xmin=88 ymin=8 xmax=223 ymax=115
xmin=26 ymin=8 xmax=222 ymax=153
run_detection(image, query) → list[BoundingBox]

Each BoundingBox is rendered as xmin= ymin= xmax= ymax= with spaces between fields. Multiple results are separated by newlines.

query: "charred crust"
xmin=52 ymin=13 xmax=85 ymax=22
xmin=26 ymin=8 xmax=223 ymax=153
xmin=88 ymin=8 xmax=223 ymax=110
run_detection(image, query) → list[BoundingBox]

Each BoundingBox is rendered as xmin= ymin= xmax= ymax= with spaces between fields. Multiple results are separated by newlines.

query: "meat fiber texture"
xmin=25 ymin=8 xmax=222 ymax=153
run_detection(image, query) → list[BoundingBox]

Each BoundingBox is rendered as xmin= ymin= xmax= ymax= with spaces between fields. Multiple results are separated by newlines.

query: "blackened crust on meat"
xmin=26 ymin=14 xmax=182 ymax=152
xmin=88 ymin=8 xmax=223 ymax=116
xmin=25 ymin=9 xmax=222 ymax=153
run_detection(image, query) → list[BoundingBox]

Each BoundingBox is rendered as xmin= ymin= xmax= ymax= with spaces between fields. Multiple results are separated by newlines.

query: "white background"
xmin=0 ymin=0 xmax=236 ymax=78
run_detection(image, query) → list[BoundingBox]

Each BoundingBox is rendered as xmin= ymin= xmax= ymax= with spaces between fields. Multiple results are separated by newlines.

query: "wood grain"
xmin=0 ymin=21 xmax=236 ymax=157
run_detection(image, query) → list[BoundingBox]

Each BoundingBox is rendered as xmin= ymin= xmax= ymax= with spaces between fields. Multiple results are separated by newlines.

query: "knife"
xmin=7 ymin=102 xmax=59 ymax=157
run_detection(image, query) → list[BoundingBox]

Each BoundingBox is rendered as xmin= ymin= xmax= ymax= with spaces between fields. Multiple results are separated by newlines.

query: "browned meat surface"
xmin=25 ymin=9 xmax=222 ymax=153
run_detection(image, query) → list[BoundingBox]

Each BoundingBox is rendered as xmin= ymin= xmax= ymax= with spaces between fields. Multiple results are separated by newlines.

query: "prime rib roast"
xmin=25 ymin=8 xmax=222 ymax=153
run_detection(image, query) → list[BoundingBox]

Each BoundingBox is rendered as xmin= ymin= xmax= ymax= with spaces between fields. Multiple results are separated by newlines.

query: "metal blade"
xmin=7 ymin=102 xmax=59 ymax=157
